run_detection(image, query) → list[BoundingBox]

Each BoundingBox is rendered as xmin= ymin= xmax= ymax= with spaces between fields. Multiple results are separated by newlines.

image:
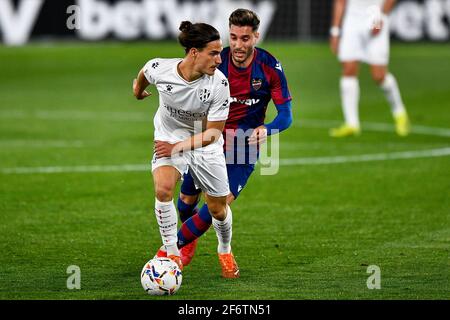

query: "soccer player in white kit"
xmin=329 ymin=0 xmax=410 ymax=137
xmin=132 ymin=21 xmax=236 ymax=273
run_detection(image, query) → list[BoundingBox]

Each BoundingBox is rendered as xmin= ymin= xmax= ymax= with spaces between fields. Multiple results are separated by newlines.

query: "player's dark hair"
xmin=178 ymin=21 xmax=221 ymax=54
xmin=229 ymin=8 xmax=260 ymax=31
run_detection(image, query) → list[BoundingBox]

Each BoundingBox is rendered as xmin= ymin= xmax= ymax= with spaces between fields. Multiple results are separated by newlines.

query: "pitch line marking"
xmin=296 ymin=119 xmax=450 ymax=138
xmin=0 ymin=164 xmax=149 ymax=174
xmin=0 ymin=110 xmax=150 ymax=122
xmin=1 ymin=147 xmax=449 ymax=174
xmin=277 ymin=147 xmax=450 ymax=166
xmin=0 ymin=140 xmax=86 ymax=148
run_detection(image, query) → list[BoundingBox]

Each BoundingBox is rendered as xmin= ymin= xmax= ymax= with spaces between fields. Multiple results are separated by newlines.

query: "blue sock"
xmin=177 ymin=197 xmax=198 ymax=223
xmin=178 ymin=204 xmax=212 ymax=247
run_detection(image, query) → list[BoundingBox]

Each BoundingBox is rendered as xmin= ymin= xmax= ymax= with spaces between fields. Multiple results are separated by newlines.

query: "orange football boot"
xmin=168 ymin=255 xmax=184 ymax=271
xmin=153 ymin=247 xmax=167 ymax=258
xmin=180 ymin=239 xmax=198 ymax=266
xmin=218 ymin=252 xmax=240 ymax=278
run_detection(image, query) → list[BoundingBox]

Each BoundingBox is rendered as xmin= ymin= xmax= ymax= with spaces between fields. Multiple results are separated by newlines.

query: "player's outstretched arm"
xmin=154 ymin=120 xmax=226 ymax=158
xmin=133 ymin=69 xmax=151 ymax=100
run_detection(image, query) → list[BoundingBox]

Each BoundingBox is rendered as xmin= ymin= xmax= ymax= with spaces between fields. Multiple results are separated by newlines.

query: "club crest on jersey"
xmin=161 ymin=84 xmax=174 ymax=95
xmin=251 ymin=78 xmax=263 ymax=91
xmin=198 ymin=88 xmax=211 ymax=103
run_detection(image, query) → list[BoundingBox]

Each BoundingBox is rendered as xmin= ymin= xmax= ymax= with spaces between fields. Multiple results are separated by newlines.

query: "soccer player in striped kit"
xmin=329 ymin=0 xmax=410 ymax=137
xmin=158 ymin=9 xmax=293 ymax=278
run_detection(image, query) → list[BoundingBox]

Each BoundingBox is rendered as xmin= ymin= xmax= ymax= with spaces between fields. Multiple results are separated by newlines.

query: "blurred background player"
xmin=133 ymin=21 xmax=233 ymax=272
xmin=329 ymin=0 xmax=410 ymax=137
xmin=172 ymin=8 xmax=293 ymax=276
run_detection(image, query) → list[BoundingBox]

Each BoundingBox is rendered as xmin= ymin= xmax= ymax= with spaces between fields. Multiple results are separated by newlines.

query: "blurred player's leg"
xmin=393 ymin=111 xmax=410 ymax=137
xmin=340 ymin=75 xmax=360 ymax=129
xmin=367 ymin=15 xmax=410 ymax=137
xmin=373 ymin=67 xmax=410 ymax=136
xmin=330 ymin=61 xmax=361 ymax=137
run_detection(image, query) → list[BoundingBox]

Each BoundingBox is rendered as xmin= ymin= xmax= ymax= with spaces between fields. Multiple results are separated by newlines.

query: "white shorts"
xmin=338 ymin=14 xmax=390 ymax=65
xmin=151 ymin=150 xmax=230 ymax=198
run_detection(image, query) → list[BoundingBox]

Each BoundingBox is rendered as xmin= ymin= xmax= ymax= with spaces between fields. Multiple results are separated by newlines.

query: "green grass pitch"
xmin=0 ymin=41 xmax=449 ymax=299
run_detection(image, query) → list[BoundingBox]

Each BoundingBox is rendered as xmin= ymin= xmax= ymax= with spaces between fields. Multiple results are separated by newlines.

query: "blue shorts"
xmin=181 ymin=163 xmax=255 ymax=199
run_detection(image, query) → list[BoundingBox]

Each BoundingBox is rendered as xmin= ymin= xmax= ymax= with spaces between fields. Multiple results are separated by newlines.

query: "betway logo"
xmin=0 ymin=0 xmax=276 ymax=45
xmin=230 ymin=97 xmax=260 ymax=106
xmin=390 ymin=0 xmax=450 ymax=41
xmin=0 ymin=0 xmax=44 ymax=46
xmin=75 ymin=0 xmax=276 ymax=41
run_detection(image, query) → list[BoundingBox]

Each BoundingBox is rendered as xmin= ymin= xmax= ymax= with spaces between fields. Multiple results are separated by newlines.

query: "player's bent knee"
xmin=206 ymin=201 xmax=227 ymax=221
xmin=204 ymin=194 xmax=227 ymax=220
xmin=343 ymin=69 xmax=358 ymax=77
xmin=342 ymin=62 xmax=359 ymax=77
xmin=209 ymin=207 xmax=227 ymax=221
xmin=371 ymin=66 xmax=387 ymax=85
xmin=155 ymin=185 xmax=175 ymax=202
xmin=372 ymin=72 xmax=386 ymax=85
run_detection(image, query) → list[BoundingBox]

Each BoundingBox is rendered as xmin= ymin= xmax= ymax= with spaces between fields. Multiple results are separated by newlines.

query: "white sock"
xmin=340 ymin=76 xmax=360 ymax=128
xmin=380 ymin=73 xmax=406 ymax=117
xmin=154 ymin=198 xmax=179 ymax=256
xmin=212 ymin=206 xmax=232 ymax=254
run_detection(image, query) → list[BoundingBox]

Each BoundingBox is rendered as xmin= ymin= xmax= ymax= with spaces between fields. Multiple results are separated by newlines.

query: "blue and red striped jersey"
xmin=219 ymin=47 xmax=292 ymax=163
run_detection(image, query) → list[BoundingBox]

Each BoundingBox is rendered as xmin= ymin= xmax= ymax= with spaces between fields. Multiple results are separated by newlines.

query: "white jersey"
xmin=346 ymin=0 xmax=384 ymax=17
xmin=143 ymin=58 xmax=230 ymax=153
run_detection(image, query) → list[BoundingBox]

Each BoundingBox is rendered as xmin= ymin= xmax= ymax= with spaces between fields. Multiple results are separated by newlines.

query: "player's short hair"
xmin=229 ymin=8 xmax=260 ymax=32
xmin=178 ymin=21 xmax=221 ymax=54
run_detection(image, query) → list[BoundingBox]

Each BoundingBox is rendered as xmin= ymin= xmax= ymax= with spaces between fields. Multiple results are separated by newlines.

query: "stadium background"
xmin=2 ymin=0 xmax=450 ymax=44
xmin=0 ymin=0 xmax=449 ymax=300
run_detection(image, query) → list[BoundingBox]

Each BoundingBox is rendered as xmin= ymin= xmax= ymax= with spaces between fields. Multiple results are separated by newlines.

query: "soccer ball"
xmin=140 ymin=257 xmax=182 ymax=295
